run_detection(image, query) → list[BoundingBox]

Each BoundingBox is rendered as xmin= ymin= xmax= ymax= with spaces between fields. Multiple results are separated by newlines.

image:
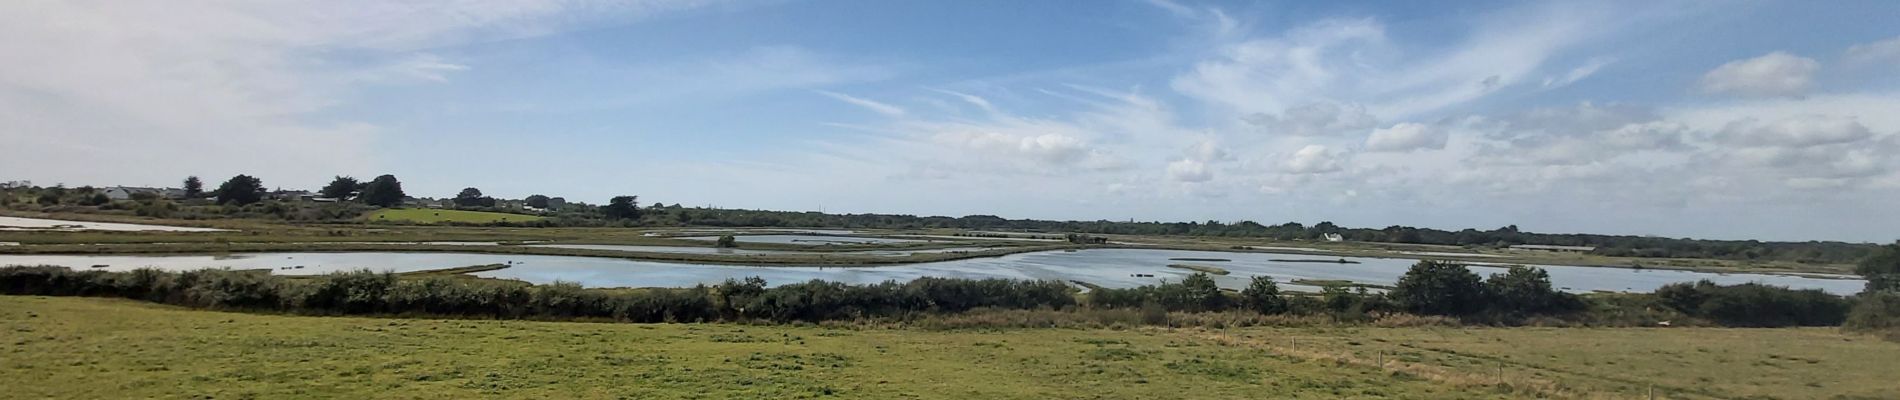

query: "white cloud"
xmin=927 ymin=129 xmax=1094 ymax=166
xmin=1543 ymin=57 xmax=1615 ymax=88
xmin=1364 ymin=122 xmax=1447 ymax=152
xmin=1698 ymin=52 xmax=1820 ymax=97
xmin=928 ymin=88 xmax=996 ymax=113
xmin=1282 ymin=144 xmax=1347 ymax=174
xmin=1171 ymin=18 xmax=1385 ymax=115
xmin=0 ymin=0 xmax=724 ymax=187
xmin=1471 ymin=103 xmax=1689 ymax=167
xmin=1184 ymin=139 xmax=1232 ymax=162
xmin=1712 ymin=115 xmax=1873 ymax=148
xmin=1167 ymin=159 xmax=1212 ymax=182
xmin=816 ymin=90 xmax=907 ymax=117
xmin=1172 ymin=2 xmax=1623 ymax=121
xmin=1846 ymin=36 xmax=1900 ymax=66
xmin=1243 ymin=102 xmax=1377 ymax=136
xmin=1141 ymin=0 xmax=1196 ymax=18
xmin=362 ymin=53 xmax=470 ymax=83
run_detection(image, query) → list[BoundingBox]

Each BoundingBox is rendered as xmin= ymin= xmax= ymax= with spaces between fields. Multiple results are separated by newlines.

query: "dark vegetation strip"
xmin=1290 ymin=279 xmax=1394 ymax=290
xmin=0 ymin=260 xmax=1860 ymax=329
xmin=397 ymin=264 xmax=512 ymax=277
xmin=1165 ymin=264 xmax=1230 ymax=275
xmin=1271 ymin=258 xmax=1360 ymax=264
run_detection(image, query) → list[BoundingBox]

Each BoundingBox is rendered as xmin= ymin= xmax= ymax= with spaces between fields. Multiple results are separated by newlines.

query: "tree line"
xmin=4 ymin=175 xmax=1882 ymax=265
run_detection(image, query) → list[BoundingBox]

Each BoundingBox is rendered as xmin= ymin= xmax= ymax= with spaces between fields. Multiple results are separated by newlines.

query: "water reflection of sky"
xmin=0 ymin=248 xmax=1866 ymax=294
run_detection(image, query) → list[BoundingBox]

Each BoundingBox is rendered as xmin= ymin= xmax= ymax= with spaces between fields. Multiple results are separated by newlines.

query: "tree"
xmin=1657 ymin=281 xmax=1849 ymax=327
xmin=602 ymin=195 xmax=640 ymax=220
xmin=82 ymin=193 xmax=110 ymax=206
xmin=525 ymin=195 xmax=550 ymax=209
xmin=182 ymin=176 xmax=203 ymax=198
xmin=714 ymin=235 xmax=738 ymax=248
xmin=1484 ymin=266 xmax=1582 ymax=315
xmin=1847 ymin=243 xmax=1900 ymax=336
xmin=320 ymin=176 xmax=359 ymax=199
xmin=214 ymin=175 xmax=265 ymax=205
xmin=359 ymin=175 xmax=405 ymax=207
xmin=1855 ymin=242 xmax=1900 ymax=293
xmin=454 ymin=188 xmax=486 ymax=208
xmin=1161 ymin=273 xmax=1226 ymax=312
xmin=1240 ymin=275 xmax=1287 ymax=314
xmin=1389 ymin=260 xmax=1489 ymax=316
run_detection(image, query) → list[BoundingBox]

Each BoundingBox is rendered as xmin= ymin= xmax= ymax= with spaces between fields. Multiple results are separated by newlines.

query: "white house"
xmin=103 ymin=186 xmax=164 ymax=201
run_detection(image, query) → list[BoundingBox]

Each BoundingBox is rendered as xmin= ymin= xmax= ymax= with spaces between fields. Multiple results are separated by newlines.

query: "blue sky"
xmin=5 ymin=0 xmax=1900 ymax=242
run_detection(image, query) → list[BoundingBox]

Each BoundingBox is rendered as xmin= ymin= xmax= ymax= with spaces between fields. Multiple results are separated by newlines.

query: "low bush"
xmin=1655 ymin=280 xmax=1850 ymax=327
xmin=1844 ymin=291 xmax=1900 ymax=339
xmin=0 ymin=265 xmax=1850 ymax=329
xmin=1085 ymin=272 xmax=1229 ymax=312
xmin=0 ymin=266 xmax=1074 ymax=324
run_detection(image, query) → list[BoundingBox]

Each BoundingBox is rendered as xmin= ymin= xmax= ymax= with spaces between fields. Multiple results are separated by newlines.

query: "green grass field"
xmin=5 ymin=296 xmax=1897 ymax=399
xmin=1 ymin=296 xmax=1499 ymax=399
xmin=366 ymin=208 xmax=546 ymax=224
xmin=1213 ymin=326 xmax=1900 ymax=399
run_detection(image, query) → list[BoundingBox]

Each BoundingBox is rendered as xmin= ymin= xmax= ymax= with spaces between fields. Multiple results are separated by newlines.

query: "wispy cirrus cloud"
xmin=815 ymin=90 xmax=907 ymax=117
xmin=0 ymin=0 xmax=732 ymax=187
xmin=1699 ymin=52 xmax=1820 ymax=98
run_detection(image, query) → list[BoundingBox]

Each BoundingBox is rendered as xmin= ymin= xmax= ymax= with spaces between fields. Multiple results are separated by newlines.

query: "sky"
xmin=3 ymin=0 xmax=1899 ymax=243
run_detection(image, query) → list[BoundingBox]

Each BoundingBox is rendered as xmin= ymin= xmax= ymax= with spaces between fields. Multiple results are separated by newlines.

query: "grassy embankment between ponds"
xmin=1290 ymin=279 xmax=1396 ymax=290
xmin=1166 ymin=257 xmax=1230 ymax=262
xmin=0 ymin=241 xmax=1079 ymax=266
xmin=5 ymin=295 xmax=1897 ymax=399
xmin=1088 ymin=232 xmax=1860 ymax=276
xmin=1271 ymin=258 xmax=1360 ymax=264
xmin=396 ymin=263 xmax=513 ymax=277
xmin=364 ymin=208 xmax=545 ymax=223
xmin=1165 ymin=264 xmax=1230 ymax=275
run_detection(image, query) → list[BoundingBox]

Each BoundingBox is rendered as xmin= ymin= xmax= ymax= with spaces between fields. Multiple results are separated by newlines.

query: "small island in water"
xmin=1270 ymin=258 xmax=1360 ymax=264
xmin=1165 ymin=264 xmax=1231 ymax=275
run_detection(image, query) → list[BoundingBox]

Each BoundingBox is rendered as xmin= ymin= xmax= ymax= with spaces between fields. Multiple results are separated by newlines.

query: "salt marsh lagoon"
xmin=0 ymin=248 xmax=1863 ymax=294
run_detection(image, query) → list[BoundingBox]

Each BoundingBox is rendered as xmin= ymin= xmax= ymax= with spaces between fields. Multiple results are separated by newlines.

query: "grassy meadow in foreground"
xmin=5 ymin=296 xmax=1897 ymax=399
xmin=1216 ymin=326 xmax=1900 ymax=400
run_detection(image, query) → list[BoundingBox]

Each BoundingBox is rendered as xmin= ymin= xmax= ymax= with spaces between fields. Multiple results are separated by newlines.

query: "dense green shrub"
xmin=1085 ymin=273 xmax=1230 ymax=312
xmin=1317 ymin=286 xmax=1394 ymax=320
xmin=0 ymin=265 xmax=1848 ymax=328
xmin=1390 ymin=260 xmax=1489 ymax=316
xmin=297 ymin=271 xmax=398 ymax=313
xmin=1384 ymin=261 xmax=1584 ymax=320
xmin=0 ymin=266 xmax=1071 ymax=324
xmin=1239 ymin=276 xmax=1286 ymax=314
xmin=1655 ymin=280 xmax=1850 ymax=327
xmin=1845 ymin=291 xmax=1900 ymax=336
xmin=1485 ymin=266 xmax=1585 ymax=316
xmin=1856 ymin=242 xmax=1900 ymax=293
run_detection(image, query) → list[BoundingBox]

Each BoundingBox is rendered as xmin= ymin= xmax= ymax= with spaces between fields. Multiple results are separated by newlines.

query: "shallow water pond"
xmin=0 ymin=249 xmax=1864 ymax=294
xmin=0 ymin=216 xmax=227 ymax=232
